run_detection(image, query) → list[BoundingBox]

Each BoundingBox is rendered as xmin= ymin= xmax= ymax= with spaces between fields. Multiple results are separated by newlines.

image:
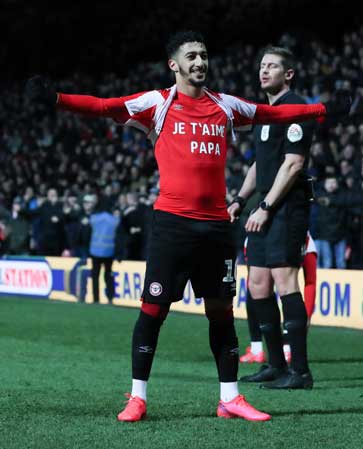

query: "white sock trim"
xmin=283 ymin=344 xmax=291 ymax=353
xmin=220 ymin=382 xmax=239 ymax=402
xmin=251 ymin=341 xmax=263 ymax=354
xmin=131 ymin=379 xmax=147 ymax=401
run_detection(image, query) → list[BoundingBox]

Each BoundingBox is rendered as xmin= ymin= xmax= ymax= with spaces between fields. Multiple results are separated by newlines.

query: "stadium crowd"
xmin=1 ymin=28 xmax=363 ymax=268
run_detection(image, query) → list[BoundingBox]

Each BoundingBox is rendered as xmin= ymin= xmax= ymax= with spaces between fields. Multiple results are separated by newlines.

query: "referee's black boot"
xmin=260 ymin=368 xmax=313 ymax=390
xmin=239 ymin=364 xmax=287 ymax=383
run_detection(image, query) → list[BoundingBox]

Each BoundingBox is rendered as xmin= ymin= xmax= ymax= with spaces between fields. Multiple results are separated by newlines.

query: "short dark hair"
xmin=166 ymin=30 xmax=206 ymax=58
xmin=262 ymin=46 xmax=296 ymax=72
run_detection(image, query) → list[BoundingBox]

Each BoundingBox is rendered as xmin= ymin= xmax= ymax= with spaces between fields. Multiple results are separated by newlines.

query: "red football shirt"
xmin=57 ymin=88 xmax=325 ymax=220
xmin=154 ymin=91 xmax=247 ymax=220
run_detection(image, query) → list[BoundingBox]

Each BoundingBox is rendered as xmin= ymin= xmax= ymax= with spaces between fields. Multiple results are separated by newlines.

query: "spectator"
xmin=74 ymin=194 xmax=97 ymax=260
xmin=122 ymin=192 xmax=145 ymax=261
xmin=6 ymin=196 xmax=30 ymax=255
xmin=314 ymin=177 xmax=348 ymax=268
xmin=63 ymin=190 xmax=82 ymax=256
xmin=33 ymin=188 xmax=66 ymax=256
xmin=89 ymin=199 xmax=121 ymax=304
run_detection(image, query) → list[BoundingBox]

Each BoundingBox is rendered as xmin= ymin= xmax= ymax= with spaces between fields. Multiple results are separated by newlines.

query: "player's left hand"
xmin=245 ymin=208 xmax=269 ymax=232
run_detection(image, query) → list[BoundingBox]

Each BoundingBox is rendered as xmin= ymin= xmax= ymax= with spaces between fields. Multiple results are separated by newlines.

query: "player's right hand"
xmin=228 ymin=202 xmax=241 ymax=223
xmin=24 ymin=75 xmax=57 ymax=107
xmin=323 ymin=90 xmax=352 ymax=117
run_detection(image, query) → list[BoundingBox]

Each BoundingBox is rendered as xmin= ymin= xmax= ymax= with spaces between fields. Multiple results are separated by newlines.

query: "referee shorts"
xmin=247 ymin=199 xmax=309 ymax=268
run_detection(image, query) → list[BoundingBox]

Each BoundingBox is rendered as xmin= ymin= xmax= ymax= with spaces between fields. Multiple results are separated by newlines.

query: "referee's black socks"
xmin=281 ymin=292 xmax=309 ymax=374
xmin=253 ymin=294 xmax=286 ymax=369
xmin=246 ymin=289 xmax=262 ymax=342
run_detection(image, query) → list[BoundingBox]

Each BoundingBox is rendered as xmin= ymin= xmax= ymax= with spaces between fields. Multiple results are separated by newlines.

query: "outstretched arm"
xmin=56 ymin=93 xmax=128 ymax=119
xmin=24 ymin=75 xmax=145 ymax=123
xmin=253 ymin=90 xmax=351 ymax=124
xmin=228 ymin=90 xmax=351 ymax=128
xmin=253 ymin=103 xmax=326 ymax=124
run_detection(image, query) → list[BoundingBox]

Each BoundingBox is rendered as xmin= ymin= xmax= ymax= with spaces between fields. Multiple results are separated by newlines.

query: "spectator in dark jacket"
xmin=314 ymin=177 xmax=347 ymax=268
xmin=63 ymin=190 xmax=82 ymax=256
xmin=34 ymin=188 xmax=66 ymax=256
xmin=316 ymin=177 xmax=363 ymax=268
xmin=73 ymin=194 xmax=97 ymax=259
xmin=6 ymin=196 xmax=30 ymax=254
xmin=122 ymin=192 xmax=145 ymax=261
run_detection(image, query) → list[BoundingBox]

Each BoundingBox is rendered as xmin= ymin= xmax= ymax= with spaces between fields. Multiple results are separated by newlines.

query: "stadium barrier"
xmin=0 ymin=256 xmax=362 ymax=329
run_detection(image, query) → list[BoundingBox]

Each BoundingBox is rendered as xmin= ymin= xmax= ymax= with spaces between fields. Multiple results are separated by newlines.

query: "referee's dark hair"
xmin=166 ymin=30 xmax=206 ymax=58
xmin=262 ymin=46 xmax=296 ymax=72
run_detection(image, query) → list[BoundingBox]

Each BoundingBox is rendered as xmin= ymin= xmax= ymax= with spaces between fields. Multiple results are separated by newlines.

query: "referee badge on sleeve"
xmin=287 ymin=124 xmax=303 ymax=142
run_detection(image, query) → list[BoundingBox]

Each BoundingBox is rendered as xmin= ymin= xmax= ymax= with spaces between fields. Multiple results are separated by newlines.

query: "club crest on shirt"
xmin=260 ymin=125 xmax=270 ymax=141
xmin=287 ymin=124 xmax=303 ymax=142
xmin=173 ymin=104 xmax=183 ymax=110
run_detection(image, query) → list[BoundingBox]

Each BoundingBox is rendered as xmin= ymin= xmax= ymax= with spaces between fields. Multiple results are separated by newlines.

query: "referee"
xmin=229 ymin=46 xmax=315 ymax=389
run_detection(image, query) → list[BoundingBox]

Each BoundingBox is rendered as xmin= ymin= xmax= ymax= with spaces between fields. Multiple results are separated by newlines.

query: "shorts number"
xmin=223 ymin=259 xmax=235 ymax=283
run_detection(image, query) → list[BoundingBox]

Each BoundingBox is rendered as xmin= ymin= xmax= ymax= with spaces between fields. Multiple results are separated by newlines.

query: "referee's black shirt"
xmin=253 ymin=90 xmax=315 ymax=196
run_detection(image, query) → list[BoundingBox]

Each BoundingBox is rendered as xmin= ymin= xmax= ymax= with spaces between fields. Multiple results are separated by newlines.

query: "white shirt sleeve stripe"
xmin=306 ymin=232 xmax=317 ymax=254
xmin=220 ymin=93 xmax=257 ymax=119
xmin=124 ymin=90 xmax=165 ymax=116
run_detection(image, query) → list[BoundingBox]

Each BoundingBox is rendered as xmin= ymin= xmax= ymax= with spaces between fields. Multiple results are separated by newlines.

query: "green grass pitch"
xmin=0 ymin=296 xmax=362 ymax=449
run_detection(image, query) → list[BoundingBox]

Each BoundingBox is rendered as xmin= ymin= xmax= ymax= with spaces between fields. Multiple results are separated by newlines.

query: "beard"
xmin=189 ymin=78 xmax=205 ymax=87
xmin=179 ymin=66 xmax=207 ymax=87
xmin=189 ymin=78 xmax=206 ymax=88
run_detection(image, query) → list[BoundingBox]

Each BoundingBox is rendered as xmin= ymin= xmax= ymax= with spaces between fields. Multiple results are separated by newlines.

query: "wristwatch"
xmin=231 ymin=196 xmax=246 ymax=209
xmin=259 ymin=200 xmax=272 ymax=211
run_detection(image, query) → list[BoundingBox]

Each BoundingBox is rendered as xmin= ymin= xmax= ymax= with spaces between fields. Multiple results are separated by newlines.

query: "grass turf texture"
xmin=0 ymin=296 xmax=362 ymax=449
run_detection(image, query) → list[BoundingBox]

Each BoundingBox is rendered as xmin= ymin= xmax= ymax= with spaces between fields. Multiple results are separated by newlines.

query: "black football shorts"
xmin=247 ymin=199 xmax=309 ymax=268
xmin=142 ymin=210 xmax=237 ymax=304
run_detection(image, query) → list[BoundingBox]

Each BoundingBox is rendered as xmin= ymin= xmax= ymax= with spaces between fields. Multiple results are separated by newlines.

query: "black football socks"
xmin=281 ymin=292 xmax=309 ymax=374
xmin=253 ymin=294 xmax=287 ymax=369
xmin=246 ymin=289 xmax=262 ymax=341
